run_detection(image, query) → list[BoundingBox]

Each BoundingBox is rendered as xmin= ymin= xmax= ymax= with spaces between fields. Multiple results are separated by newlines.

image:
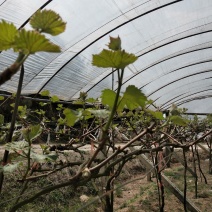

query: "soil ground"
xmin=0 ymin=145 xmax=211 ymax=211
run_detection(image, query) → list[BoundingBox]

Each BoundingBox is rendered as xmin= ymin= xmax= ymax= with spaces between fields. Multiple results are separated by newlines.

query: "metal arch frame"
xmin=145 ymin=77 xmax=212 ymax=110
xmin=159 ymin=84 xmax=212 ymax=109
xmin=139 ymin=48 xmax=212 ymax=89
xmin=147 ymin=86 xmax=212 ymax=110
xmin=161 ymin=88 xmax=212 ymax=110
xmin=36 ymin=0 xmax=183 ymax=93
xmin=20 ymin=0 xmax=172 ymax=92
xmin=0 ymin=0 xmax=6 ymax=7
xmin=143 ymin=59 xmax=212 ymax=96
xmin=18 ymin=0 xmax=53 ymax=29
xmin=176 ymin=95 xmax=212 ymax=108
xmin=84 ymin=30 xmax=212 ymax=95
xmin=122 ymin=29 xmax=212 ymax=87
xmin=145 ymin=73 xmax=212 ymax=110
xmin=146 ymin=69 xmax=212 ymax=97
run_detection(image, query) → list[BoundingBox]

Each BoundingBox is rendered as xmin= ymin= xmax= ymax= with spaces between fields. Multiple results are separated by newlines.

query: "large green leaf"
xmin=63 ymin=108 xmax=78 ymax=127
xmin=0 ymin=20 xmax=17 ymax=51
xmin=14 ymin=29 xmax=61 ymax=54
xmin=107 ymin=36 xmax=121 ymax=51
xmin=92 ymin=49 xmax=137 ymax=69
xmin=170 ymin=116 xmax=188 ymax=126
xmin=121 ymin=85 xmax=147 ymax=110
xmin=101 ymin=89 xmax=116 ymax=110
xmin=30 ymin=9 xmax=66 ymax=36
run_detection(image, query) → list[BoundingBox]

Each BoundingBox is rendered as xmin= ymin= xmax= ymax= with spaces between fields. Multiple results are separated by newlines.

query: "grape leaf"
xmin=73 ymin=100 xmax=84 ymax=105
xmin=107 ymin=36 xmax=121 ymax=51
xmin=86 ymin=98 xmax=96 ymax=103
xmin=40 ymin=90 xmax=50 ymax=97
xmin=121 ymin=85 xmax=147 ymax=110
xmin=101 ymin=89 xmax=116 ymax=110
xmin=147 ymin=110 xmax=164 ymax=120
xmin=63 ymin=108 xmax=78 ymax=127
xmin=30 ymin=9 xmax=66 ymax=36
xmin=92 ymin=49 xmax=137 ymax=69
xmin=77 ymin=108 xmax=93 ymax=120
xmin=170 ymin=116 xmax=188 ymax=126
xmin=22 ymin=125 xmax=42 ymax=142
xmin=0 ymin=20 xmax=17 ymax=51
xmin=50 ymin=95 xmax=59 ymax=103
xmin=14 ymin=29 xmax=61 ymax=54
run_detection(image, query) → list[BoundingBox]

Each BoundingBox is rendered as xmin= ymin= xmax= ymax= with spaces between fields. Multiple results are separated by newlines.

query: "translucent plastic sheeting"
xmin=180 ymin=98 xmax=212 ymax=114
xmin=0 ymin=0 xmax=212 ymax=113
xmin=31 ymin=0 xmax=179 ymax=95
xmin=0 ymin=0 xmax=47 ymax=27
xmin=158 ymin=80 xmax=212 ymax=109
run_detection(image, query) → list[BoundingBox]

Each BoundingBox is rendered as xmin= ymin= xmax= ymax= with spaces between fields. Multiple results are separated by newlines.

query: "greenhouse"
xmin=0 ymin=0 xmax=212 ymax=211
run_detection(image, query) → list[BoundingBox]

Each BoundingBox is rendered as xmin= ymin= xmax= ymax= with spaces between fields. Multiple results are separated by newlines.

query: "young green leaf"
xmin=101 ymin=89 xmax=116 ymax=110
xmin=14 ymin=29 xmax=61 ymax=54
xmin=0 ymin=96 xmax=4 ymax=100
xmin=56 ymin=104 xmax=64 ymax=111
xmin=79 ymin=92 xmax=88 ymax=101
xmin=30 ymin=9 xmax=66 ymax=36
xmin=92 ymin=49 xmax=137 ymax=69
xmin=0 ymin=20 xmax=18 ymax=51
xmin=170 ymin=116 xmax=188 ymax=126
xmin=81 ymin=109 xmax=93 ymax=120
xmin=22 ymin=124 xmax=42 ymax=142
xmin=121 ymin=85 xmax=147 ymax=110
xmin=39 ymin=102 xmax=48 ymax=107
xmin=63 ymin=108 xmax=78 ymax=127
xmin=147 ymin=110 xmax=164 ymax=120
xmin=18 ymin=105 xmax=27 ymax=118
xmin=107 ymin=36 xmax=121 ymax=51
xmin=50 ymin=95 xmax=60 ymax=103
xmin=40 ymin=90 xmax=50 ymax=97
xmin=57 ymin=117 xmax=66 ymax=125
xmin=73 ymin=100 xmax=84 ymax=105
xmin=86 ymin=98 xmax=96 ymax=103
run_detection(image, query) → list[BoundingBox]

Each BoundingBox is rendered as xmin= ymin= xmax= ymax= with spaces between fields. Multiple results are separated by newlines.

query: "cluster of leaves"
xmin=0 ymin=9 xmax=66 ymax=85
xmin=0 ymin=10 xmax=65 ymax=54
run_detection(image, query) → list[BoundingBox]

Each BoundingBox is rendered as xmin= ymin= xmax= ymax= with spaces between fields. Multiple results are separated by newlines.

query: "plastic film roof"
xmin=0 ymin=0 xmax=212 ymax=114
